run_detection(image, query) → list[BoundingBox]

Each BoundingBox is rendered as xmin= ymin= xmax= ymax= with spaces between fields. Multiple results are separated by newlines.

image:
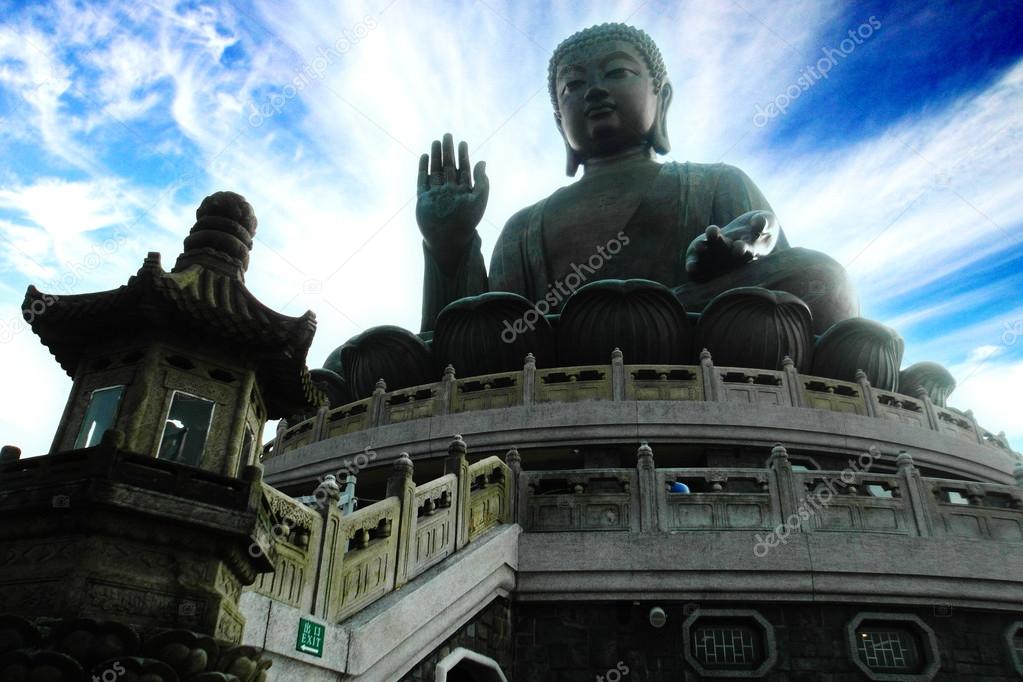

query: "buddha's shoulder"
xmin=673 ymin=161 xmax=753 ymax=186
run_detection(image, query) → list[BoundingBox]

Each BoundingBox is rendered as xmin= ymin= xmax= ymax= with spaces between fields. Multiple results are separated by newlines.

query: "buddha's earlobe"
xmin=651 ymin=80 xmax=673 ymax=155
xmin=557 ymin=118 xmax=582 ymax=176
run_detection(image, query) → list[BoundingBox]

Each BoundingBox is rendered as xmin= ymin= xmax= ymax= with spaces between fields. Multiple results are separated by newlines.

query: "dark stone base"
xmin=512 ymin=601 xmax=1021 ymax=681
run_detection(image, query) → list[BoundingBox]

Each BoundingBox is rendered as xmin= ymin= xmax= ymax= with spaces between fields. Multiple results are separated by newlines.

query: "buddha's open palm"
xmin=416 ymin=133 xmax=489 ymax=270
xmin=685 ymin=210 xmax=780 ymax=282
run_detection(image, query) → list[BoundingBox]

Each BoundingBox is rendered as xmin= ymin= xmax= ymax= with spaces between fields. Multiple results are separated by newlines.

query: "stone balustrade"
xmin=245 ymin=436 xmax=514 ymax=625
xmin=265 ymin=350 xmax=1018 ymax=460
xmin=517 ymin=444 xmax=1023 ymax=544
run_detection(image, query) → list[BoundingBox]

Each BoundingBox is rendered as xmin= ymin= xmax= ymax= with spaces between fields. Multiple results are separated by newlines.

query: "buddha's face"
xmin=555 ymin=39 xmax=659 ymax=161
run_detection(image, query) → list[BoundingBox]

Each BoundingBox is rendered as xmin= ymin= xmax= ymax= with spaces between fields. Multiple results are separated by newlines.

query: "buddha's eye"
xmin=605 ymin=67 xmax=634 ymax=79
xmin=561 ymin=79 xmax=585 ymax=95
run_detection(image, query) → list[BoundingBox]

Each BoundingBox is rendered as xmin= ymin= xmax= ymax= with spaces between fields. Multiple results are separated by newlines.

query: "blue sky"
xmin=0 ymin=0 xmax=1021 ymax=456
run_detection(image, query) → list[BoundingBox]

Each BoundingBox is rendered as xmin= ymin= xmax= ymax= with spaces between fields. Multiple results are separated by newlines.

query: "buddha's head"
xmin=548 ymin=23 xmax=672 ymax=176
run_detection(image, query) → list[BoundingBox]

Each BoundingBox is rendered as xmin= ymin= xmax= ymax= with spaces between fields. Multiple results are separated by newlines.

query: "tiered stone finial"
xmin=393 ymin=452 xmax=414 ymax=477
xmin=173 ymin=191 xmax=257 ymax=278
xmin=896 ymin=450 xmax=915 ymax=471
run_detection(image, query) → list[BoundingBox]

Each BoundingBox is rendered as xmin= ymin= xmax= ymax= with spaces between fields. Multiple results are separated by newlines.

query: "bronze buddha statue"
xmin=416 ymin=23 xmax=858 ymax=336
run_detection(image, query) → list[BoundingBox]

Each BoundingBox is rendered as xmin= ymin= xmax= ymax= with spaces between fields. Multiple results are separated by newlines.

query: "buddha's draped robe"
xmin=421 ymin=162 xmax=853 ymax=334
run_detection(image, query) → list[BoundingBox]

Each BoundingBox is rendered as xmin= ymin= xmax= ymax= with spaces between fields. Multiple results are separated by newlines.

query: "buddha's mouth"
xmin=585 ymin=103 xmax=616 ymax=119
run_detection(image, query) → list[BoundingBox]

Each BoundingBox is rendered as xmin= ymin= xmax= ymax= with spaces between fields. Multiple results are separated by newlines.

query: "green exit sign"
xmin=296 ymin=617 xmax=325 ymax=657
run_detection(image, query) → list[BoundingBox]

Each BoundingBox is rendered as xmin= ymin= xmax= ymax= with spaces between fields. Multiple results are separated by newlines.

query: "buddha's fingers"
xmin=457 ymin=141 xmax=471 ymax=188
xmin=442 ymin=133 xmax=457 ymax=184
xmin=430 ymin=140 xmax=443 ymax=186
xmin=472 ymin=161 xmax=488 ymax=198
xmin=417 ymin=154 xmax=430 ymax=194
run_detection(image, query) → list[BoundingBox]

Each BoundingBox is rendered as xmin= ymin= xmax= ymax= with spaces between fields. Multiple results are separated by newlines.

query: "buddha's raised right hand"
xmin=416 ymin=133 xmax=489 ymax=272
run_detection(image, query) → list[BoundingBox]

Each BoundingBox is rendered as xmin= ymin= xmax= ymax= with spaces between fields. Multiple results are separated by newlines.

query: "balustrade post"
xmin=767 ymin=444 xmax=801 ymax=531
xmin=445 ymin=435 xmax=471 ymax=550
xmin=700 ymin=349 xmax=724 ymax=402
xmin=611 ymin=348 xmax=626 ymax=401
xmin=913 ymin=387 xmax=940 ymax=431
xmin=896 ymin=450 xmax=932 ymax=537
xmin=312 ymin=404 xmax=330 ymax=442
xmin=370 ymin=378 xmax=388 ymax=427
xmin=522 ymin=353 xmax=536 ymax=408
xmin=311 ymin=474 xmax=343 ymax=619
xmin=782 ymin=356 xmax=805 ymax=407
xmin=636 ymin=442 xmax=658 ymax=532
xmin=505 ymin=448 xmax=523 ymax=525
xmin=437 ymin=364 xmax=456 ymax=415
xmin=272 ymin=418 xmax=289 ymax=456
xmin=855 ymin=370 xmax=877 ymax=418
xmin=964 ymin=409 xmax=986 ymax=445
xmin=386 ymin=453 xmax=416 ymax=588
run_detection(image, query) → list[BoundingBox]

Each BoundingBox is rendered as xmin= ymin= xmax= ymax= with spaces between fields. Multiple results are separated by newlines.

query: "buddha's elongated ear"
xmin=556 ymin=117 xmax=582 ymax=177
xmin=651 ymin=80 xmax=673 ymax=155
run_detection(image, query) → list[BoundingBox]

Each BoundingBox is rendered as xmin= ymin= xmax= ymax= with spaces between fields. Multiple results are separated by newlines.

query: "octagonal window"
xmin=683 ymin=609 xmax=776 ymax=677
xmin=846 ymin=613 xmax=940 ymax=681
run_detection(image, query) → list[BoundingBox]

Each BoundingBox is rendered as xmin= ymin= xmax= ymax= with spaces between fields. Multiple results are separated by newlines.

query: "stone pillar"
xmin=437 ymin=364 xmax=456 ymax=415
xmin=636 ymin=442 xmax=658 ymax=533
xmin=767 ymin=444 xmax=800 ymax=531
xmin=856 ymin=369 xmax=877 ymax=418
xmin=782 ymin=356 xmax=804 ymax=407
xmin=445 ymin=435 xmax=471 ymax=550
xmin=312 ymin=404 xmax=330 ymax=442
xmin=370 ymin=378 xmax=388 ymax=427
xmin=226 ymin=369 xmax=258 ymax=475
xmin=312 ymin=474 xmax=343 ymax=619
xmin=897 ymin=450 xmax=932 ymax=537
xmin=700 ymin=349 xmax=724 ymax=402
xmin=387 ymin=453 xmax=416 ymax=588
xmin=914 ymin=387 xmax=940 ymax=431
xmin=611 ymin=348 xmax=626 ymax=401
xmin=505 ymin=448 xmax=523 ymax=525
xmin=522 ymin=353 xmax=536 ymax=408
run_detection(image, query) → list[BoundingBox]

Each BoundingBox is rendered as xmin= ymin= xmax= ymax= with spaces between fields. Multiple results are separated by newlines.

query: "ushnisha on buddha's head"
xmin=548 ymin=23 xmax=673 ymax=175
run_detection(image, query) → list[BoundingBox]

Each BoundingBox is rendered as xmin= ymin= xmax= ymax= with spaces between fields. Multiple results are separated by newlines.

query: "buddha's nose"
xmin=584 ymin=83 xmax=610 ymax=102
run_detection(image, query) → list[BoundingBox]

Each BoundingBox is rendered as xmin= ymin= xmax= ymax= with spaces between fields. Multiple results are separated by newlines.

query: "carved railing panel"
xmin=325 ymin=397 xmax=372 ymax=438
xmin=330 ymin=497 xmax=400 ymax=622
xmin=248 ymin=485 xmax=321 ymax=609
xmin=624 ymin=365 xmax=702 ymax=401
xmin=467 ymin=456 xmax=512 ymax=541
xmin=385 ymin=384 xmax=438 ymax=424
xmin=657 ymin=468 xmax=773 ymax=531
xmin=801 ymin=378 xmax=868 ymax=415
xmin=534 ymin=365 xmax=612 ymax=403
xmin=279 ymin=419 xmax=315 ymax=453
xmin=452 ymin=371 xmax=522 ymax=412
xmin=795 ymin=471 xmax=912 ymax=534
xmin=409 ymin=474 xmax=457 ymax=577
xmin=935 ymin=407 xmax=977 ymax=443
xmin=524 ymin=469 xmax=636 ymax=532
xmin=923 ymin=478 xmax=1023 ymax=541
xmin=719 ymin=368 xmax=790 ymax=406
xmin=874 ymin=390 xmax=929 ymax=428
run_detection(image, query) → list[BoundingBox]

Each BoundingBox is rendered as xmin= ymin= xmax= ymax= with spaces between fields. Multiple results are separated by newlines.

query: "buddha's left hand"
xmin=684 ymin=210 xmax=779 ymax=282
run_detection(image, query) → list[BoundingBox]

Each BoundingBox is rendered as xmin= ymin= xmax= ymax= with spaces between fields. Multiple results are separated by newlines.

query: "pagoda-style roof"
xmin=22 ymin=191 xmax=325 ymax=419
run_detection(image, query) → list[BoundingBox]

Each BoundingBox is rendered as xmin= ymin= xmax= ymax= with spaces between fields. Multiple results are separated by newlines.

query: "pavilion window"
xmin=855 ymin=626 xmax=923 ymax=673
xmin=74 ymin=385 xmax=125 ymax=449
xmin=158 ymin=391 xmax=215 ymax=466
